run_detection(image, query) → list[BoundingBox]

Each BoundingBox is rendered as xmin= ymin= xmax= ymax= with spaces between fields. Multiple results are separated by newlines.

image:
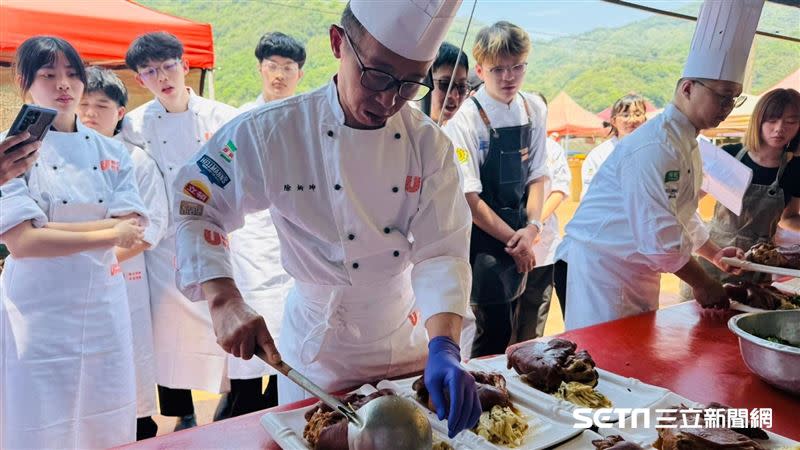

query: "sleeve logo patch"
xmin=179 ymin=200 xmax=205 ymax=216
xmin=456 ymin=147 xmax=470 ymax=164
xmin=203 ymin=229 xmax=229 ymax=249
xmin=664 ymin=170 xmax=680 ymax=183
xmin=183 ymin=180 xmax=211 ymax=203
xmin=197 ymin=155 xmax=231 ymax=187
xmin=219 ymin=140 xmax=238 ymax=163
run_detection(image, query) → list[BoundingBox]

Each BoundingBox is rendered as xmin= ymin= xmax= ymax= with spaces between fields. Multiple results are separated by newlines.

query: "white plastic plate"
xmin=722 ymin=257 xmax=800 ymax=278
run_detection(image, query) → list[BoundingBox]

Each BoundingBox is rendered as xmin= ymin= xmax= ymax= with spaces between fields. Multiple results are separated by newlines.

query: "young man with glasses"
xmin=443 ymin=21 xmax=549 ymax=358
xmin=122 ymin=31 xmax=240 ymax=432
xmin=216 ymin=32 xmax=307 ymax=421
xmin=555 ymin=0 xmax=762 ymax=330
xmin=170 ymin=0 xmax=482 ymax=439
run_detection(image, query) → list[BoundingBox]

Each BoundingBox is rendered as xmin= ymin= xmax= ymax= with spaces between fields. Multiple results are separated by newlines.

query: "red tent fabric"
xmin=546 ymin=91 xmax=607 ymax=137
xmin=597 ymin=100 xmax=658 ymax=122
xmin=765 ymin=68 xmax=800 ymax=92
xmin=0 ymin=0 xmax=214 ymax=69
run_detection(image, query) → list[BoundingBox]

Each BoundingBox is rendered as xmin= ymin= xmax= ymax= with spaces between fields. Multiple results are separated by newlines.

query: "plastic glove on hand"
xmin=423 ymin=336 xmax=482 ymax=438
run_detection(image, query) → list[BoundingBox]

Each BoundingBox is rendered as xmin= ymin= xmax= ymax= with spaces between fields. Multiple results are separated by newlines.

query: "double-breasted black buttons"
xmin=352 ymin=262 xmax=359 ymax=269
xmin=334 ymin=184 xmax=341 ymax=190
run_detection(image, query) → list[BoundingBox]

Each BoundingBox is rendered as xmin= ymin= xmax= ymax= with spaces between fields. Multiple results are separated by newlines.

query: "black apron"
xmin=469 ymin=95 xmax=533 ymax=304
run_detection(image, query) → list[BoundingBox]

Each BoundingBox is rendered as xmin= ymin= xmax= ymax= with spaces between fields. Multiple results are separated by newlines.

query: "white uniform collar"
xmin=325 ymin=77 xmax=405 ymax=131
xmin=50 ymin=115 xmax=92 ymax=137
xmin=663 ymin=103 xmax=697 ymax=141
xmin=151 ymin=87 xmax=199 ymax=114
xmin=474 ymin=86 xmax=522 ymax=111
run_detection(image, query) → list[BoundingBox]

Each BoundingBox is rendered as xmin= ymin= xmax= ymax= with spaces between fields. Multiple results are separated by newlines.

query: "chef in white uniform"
xmin=122 ymin=31 xmax=240 ymax=429
xmin=172 ymin=0 xmax=482 ymax=438
xmin=1 ymin=36 xmax=147 ymax=449
xmin=555 ymin=0 xmax=762 ymax=330
xmin=221 ymin=31 xmax=306 ymax=419
xmin=78 ymin=66 xmax=169 ymax=439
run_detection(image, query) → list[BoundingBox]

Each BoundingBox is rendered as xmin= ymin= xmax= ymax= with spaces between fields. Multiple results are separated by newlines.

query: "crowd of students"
xmin=1 ymin=0 xmax=798 ymax=448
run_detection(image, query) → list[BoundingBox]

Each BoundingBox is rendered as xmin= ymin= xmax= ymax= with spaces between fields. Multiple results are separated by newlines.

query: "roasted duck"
xmin=505 ymin=338 xmax=599 ymax=393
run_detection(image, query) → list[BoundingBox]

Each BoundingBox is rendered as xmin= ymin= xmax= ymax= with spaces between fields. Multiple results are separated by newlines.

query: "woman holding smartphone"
xmin=0 ymin=36 xmax=146 ymax=449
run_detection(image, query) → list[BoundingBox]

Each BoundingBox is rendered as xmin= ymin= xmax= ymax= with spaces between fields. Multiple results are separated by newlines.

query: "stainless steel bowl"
xmin=728 ymin=310 xmax=800 ymax=395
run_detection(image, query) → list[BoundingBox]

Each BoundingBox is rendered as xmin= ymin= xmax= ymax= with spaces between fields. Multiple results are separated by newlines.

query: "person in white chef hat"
xmin=171 ymin=0 xmax=482 ymax=438
xmin=554 ymin=0 xmax=764 ymax=330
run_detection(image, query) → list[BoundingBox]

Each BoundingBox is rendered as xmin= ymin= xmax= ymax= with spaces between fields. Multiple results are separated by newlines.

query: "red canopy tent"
xmin=546 ymin=91 xmax=607 ymax=137
xmin=0 ymin=0 xmax=215 ymax=128
xmin=0 ymin=0 xmax=214 ymax=68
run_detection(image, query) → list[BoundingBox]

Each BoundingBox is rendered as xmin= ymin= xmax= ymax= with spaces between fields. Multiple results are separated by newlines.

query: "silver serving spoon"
xmin=256 ymin=348 xmax=431 ymax=449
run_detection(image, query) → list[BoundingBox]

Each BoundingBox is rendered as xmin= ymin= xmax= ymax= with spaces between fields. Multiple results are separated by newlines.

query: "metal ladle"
xmin=256 ymin=349 xmax=432 ymax=449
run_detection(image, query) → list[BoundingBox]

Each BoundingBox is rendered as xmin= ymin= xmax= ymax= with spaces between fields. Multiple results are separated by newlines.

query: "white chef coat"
xmin=172 ymin=80 xmax=472 ymax=403
xmin=444 ymin=87 xmax=549 ymax=195
xmin=555 ymin=104 xmax=710 ymax=330
xmin=123 ymin=88 xmax=240 ymax=393
xmin=533 ymin=138 xmax=571 ymax=267
xmin=116 ymin=132 xmax=169 ymax=417
xmin=1 ymin=120 xmax=147 ymax=449
xmin=581 ymin=136 xmax=618 ymax=199
xmin=226 ymin=96 xmax=293 ymax=380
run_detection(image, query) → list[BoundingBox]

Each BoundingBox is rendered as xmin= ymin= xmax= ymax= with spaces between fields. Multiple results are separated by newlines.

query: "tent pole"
xmin=207 ymin=70 xmax=216 ymax=100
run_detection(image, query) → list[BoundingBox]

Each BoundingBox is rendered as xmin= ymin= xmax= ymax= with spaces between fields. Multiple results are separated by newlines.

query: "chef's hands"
xmin=712 ymin=246 xmax=745 ymax=275
xmin=0 ymin=132 xmax=41 ymax=185
xmin=206 ymin=287 xmax=281 ymax=364
xmin=112 ymin=218 xmax=144 ymax=248
xmin=693 ymin=277 xmax=730 ymax=310
xmin=506 ymin=225 xmax=539 ymax=273
xmin=424 ymin=336 xmax=482 ymax=438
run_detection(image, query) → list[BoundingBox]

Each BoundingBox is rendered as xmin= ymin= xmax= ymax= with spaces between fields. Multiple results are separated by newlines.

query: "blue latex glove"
xmin=424 ymin=336 xmax=482 ymax=438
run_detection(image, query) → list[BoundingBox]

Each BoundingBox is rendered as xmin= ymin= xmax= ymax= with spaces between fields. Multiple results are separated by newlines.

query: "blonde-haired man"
xmin=444 ymin=21 xmax=549 ymax=358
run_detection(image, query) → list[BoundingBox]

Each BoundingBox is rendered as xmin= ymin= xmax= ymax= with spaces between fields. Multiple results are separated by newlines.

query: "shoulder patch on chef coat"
xmin=456 ymin=147 xmax=470 ymax=164
xmin=183 ymin=180 xmax=211 ymax=204
xmin=197 ymin=155 xmax=231 ymax=188
xmin=179 ymin=200 xmax=205 ymax=216
xmin=664 ymin=170 xmax=680 ymax=183
xmin=203 ymin=229 xmax=229 ymax=249
xmin=219 ymin=140 xmax=238 ymax=163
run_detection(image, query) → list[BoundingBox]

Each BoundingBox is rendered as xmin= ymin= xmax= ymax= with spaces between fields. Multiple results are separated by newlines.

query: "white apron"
xmin=1 ymin=125 xmax=139 ymax=449
xmin=277 ymin=268 xmax=427 ymax=404
xmin=125 ymin=92 xmax=238 ymax=393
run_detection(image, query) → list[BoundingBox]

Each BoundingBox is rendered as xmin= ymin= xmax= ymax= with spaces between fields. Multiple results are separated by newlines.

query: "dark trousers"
xmin=511 ymin=264 xmax=554 ymax=344
xmin=214 ymin=375 xmax=279 ymax=421
xmin=553 ymin=260 xmax=568 ymax=319
xmin=157 ymin=385 xmax=194 ymax=417
xmin=470 ymin=301 xmax=516 ymax=358
xmin=136 ymin=416 xmax=158 ymax=441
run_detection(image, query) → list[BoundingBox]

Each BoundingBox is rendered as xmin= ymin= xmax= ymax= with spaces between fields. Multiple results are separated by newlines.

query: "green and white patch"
xmin=664 ymin=170 xmax=680 ymax=183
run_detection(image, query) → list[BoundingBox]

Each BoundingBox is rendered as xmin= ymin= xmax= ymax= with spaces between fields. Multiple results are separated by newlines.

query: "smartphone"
xmin=5 ymin=104 xmax=58 ymax=154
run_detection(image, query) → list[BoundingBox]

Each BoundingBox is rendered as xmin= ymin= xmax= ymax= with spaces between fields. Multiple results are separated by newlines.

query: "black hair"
xmin=341 ymin=3 xmax=366 ymax=41
xmin=85 ymin=66 xmax=128 ymax=134
xmin=433 ymin=42 xmax=469 ymax=74
xmin=125 ymin=31 xmax=184 ymax=71
xmin=14 ymin=36 xmax=87 ymax=97
xmin=255 ymin=32 xmax=307 ymax=69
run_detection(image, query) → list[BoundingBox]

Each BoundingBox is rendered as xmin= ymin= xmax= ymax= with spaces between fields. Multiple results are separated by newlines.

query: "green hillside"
xmin=139 ymin=0 xmax=798 ymax=111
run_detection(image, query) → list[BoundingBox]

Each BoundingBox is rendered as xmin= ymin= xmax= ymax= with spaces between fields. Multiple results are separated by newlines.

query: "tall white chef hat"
xmin=682 ymin=0 xmax=765 ymax=84
xmin=349 ymin=0 xmax=462 ymax=62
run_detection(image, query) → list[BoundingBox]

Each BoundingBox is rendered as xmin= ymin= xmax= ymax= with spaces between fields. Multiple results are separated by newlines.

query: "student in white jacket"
xmin=122 ymin=31 xmax=240 ymax=431
xmin=78 ymin=66 xmax=169 ymax=440
xmin=220 ymin=31 xmax=306 ymax=420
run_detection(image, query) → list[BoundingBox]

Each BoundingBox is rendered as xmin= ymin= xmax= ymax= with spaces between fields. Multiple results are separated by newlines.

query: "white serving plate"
xmin=378 ymin=377 xmax=582 ymax=450
xmin=773 ymin=277 xmax=800 ymax=295
xmin=466 ymin=355 xmax=670 ymax=416
xmin=551 ymin=429 xmax=606 ymax=449
xmin=260 ymin=383 xmax=459 ymax=450
xmin=722 ymin=257 xmax=800 ymax=278
xmin=595 ymin=392 xmax=799 ymax=450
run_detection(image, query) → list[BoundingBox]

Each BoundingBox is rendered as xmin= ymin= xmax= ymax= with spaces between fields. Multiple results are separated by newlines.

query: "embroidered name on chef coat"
xmin=283 ymin=184 xmax=317 ymax=192
xmin=100 ymin=159 xmax=120 ymax=172
xmin=179 ymin=200 xmax=204 ymax=216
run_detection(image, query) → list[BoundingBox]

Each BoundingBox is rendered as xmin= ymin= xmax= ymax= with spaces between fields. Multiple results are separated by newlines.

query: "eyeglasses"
xmin=138 ymin=59 xmax=182 ymax=82
xmin=433 ymin=79 xmax=469 ymax=96
xmin=693 ymin=80 xmax=746 ymax=109
xmin=340 ymin=27 xmax=432 ymax=101
xmin=488 ymin=63 xmax=527 ymax=78
xmin=263 ymin=60 xmax=300 ymax=75
xmin=617 ymin=111 xmax=646 ymax=120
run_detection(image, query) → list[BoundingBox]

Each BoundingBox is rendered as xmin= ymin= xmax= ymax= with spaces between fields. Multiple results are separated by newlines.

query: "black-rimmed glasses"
xmin=433 ymin=79 xmax=469 ymax=96
xmin=340 ymin=27 xmax=432 ymax=101
xmin=693 ymin=80 xmax=746 ymax=109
